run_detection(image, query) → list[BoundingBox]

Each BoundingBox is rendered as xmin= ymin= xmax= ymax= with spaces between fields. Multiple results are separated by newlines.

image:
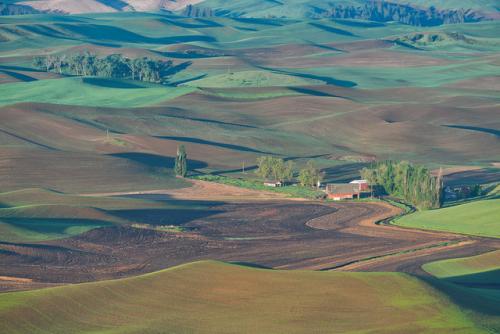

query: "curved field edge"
xmin=0 ymin=261 xmax=487 ymax=334
xmin=423 ymin=250 xmax=500 ymax=279
xmin=421 ymin=250 xmax=500 ymax=332
xmin=0 ymin=188 xmax=183 ymax=243
xmin=393 ymin=199 xmax=500 ymax=238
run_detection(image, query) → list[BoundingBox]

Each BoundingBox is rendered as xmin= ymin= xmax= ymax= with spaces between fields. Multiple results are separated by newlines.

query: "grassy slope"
xmin=185 ymin=70 xmax=324 ymax=88
xmin=0 ymin=261 xmax=486 ymax=334
xmin=395 ymin=199 xmax=500 ymax=238
xmin=0 ymin=77 xmax=196 ymax=108
xmin=422 ymin=251 xmax=500 ymax=332
xmin=423 ymin=250 xmax=500 ymax=280
xmin=0 ymin=14 xmax=498 ymax=173
xmin=0 ymin=188 xmax=170 ymax=242
xmin=0 ymin=205 xmax=121 ymax=242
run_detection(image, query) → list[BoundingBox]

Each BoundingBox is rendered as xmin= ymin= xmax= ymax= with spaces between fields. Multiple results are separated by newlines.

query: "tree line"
xmin=255 ymin=156 xmax=323 ymax=188
xmin=361 ymin=161 xmax=442 ymax=209
xmin=33 ymin=52 xmax=174 ymax=84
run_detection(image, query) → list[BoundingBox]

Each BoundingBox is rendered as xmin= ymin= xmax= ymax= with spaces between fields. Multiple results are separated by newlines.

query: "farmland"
xmin=395 ymin=199 xmax=500 ymax=238
xmin=0 ymin=1 xmax=499 ymax=333
xmin=0 ymin=261 xmax=487 ymax=334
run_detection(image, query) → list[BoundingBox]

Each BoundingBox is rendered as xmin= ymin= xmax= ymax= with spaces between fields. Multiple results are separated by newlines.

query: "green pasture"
xmin=395 ymin=199 xmax=500 ymax=238
xmin=0 ymin=188 xmax=204 ymax=243
xmin=186 ymin=70 xmax=325 ymax=88
xmin=0 ymin=77 xmax=196 ymax=107
xmin=0 ymin=261 xmax=487 ymax=334
xmin=423 ymin=250 xmax=500 ymax=332
xmin=423 ymin=250 xmax=500 ymax=282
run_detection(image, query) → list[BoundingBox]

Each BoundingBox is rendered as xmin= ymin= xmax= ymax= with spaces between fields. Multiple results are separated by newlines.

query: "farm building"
xmin=326 ymin=184 xmax=361 ymax=200
xmin=350 ymin=180 xmax=369 ymax=192
xmin=264 ymin=180 xmax=283 ymax=187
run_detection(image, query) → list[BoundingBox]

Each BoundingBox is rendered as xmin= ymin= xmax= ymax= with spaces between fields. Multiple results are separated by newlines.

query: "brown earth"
xmin=1 ymin=197 xmax=497 ymax=292
xmin=82 ymin=178 xmax=291 ymax=200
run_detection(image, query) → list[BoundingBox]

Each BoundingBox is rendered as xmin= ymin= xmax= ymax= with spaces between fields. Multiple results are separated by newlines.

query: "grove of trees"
xmin=298 ymin=161 xmax=323 ymax=188
xmin=255 ymin=156 xmax=294 ymax=183
xmin=33 ymin=52 xmax=174 ymax=83
xmin=360 ymin=161 xmax=443 ymax=209
xmin=255 ymin=156 xmax=322 ymax=188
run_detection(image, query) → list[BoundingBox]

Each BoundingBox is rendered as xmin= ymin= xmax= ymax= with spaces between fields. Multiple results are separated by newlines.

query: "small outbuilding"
xmin=326 ymin=184 xmax=360 ymax=200
xmin=264 ymin=180 xmax=283 ymax=187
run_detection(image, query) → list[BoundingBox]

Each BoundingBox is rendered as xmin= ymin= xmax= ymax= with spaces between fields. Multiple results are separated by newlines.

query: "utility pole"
xmin=242 ymin=162 xmax=246 ymax=174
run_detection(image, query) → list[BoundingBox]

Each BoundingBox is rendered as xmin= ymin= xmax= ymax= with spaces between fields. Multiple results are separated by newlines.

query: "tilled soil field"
xmin=0 ymin=200 xmax=498 ymax=291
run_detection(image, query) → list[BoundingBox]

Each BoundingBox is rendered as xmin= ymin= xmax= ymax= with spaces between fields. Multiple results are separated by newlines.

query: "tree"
xmin=174 ymin=145 xmax=187 ymax=177
xmin=255 ymin=156 xmax=294 ymax=183
xmin=360 ymin=166 xmax=377 ymax=198
xmin=299 ymin=161 xmax=322 ymax=188
xmin=32 ymin=51 xmax=175 ymax=83
xmin=359 ymin=161 xmax=443 ymax=209
xmin=256 ymin=156 xmax=274 ymax=180
xmin=33 ymin=56 xmax=46 ymax=70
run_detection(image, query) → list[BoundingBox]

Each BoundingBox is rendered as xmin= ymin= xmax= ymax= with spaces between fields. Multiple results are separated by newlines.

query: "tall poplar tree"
xmin=175 ymin=145 xmax=187 ymax=177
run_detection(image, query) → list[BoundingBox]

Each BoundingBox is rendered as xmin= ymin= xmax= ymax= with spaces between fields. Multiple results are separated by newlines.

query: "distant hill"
xmin=9 ymin=0 xmax=204 ymax=14
xmin=2 ymin=0 xmax=499 ymax=25
xmin=182 ymin=0 xmax=500 ymax=26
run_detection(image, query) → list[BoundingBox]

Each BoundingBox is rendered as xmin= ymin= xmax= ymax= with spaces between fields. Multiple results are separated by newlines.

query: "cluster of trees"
xmin=255 ymin=156 xmax=322 ymax=188
xmin=321 ymin=1 xmax=483 ymax=26
xmin=175 ymin=145 xmax=188 ymax=178
xmin=183 ymin=1 xmax=485 ymax=26
xmin=298 ymin=161 xmax=323 ymax=188
xmin=255 ymin=156 xmax=294 ymax=184
xmin=33 ymin=52 xmax=173 ymax=83
xmin=361 ymin=161 xmax=442 ymax=209
xmin=0 ymin=3 xmax=40 ymax=16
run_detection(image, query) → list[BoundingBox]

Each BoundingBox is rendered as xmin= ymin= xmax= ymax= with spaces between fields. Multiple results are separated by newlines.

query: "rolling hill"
xmin=184 ymin=0 xmax=500 ymax=22
xmin=18 ymin=0 xmax=204 ymax=14
xmin=2 ymin=0 xmax=499 ymax=27
xmin=0 ymin=261 xmax=489 ymax=334
xmin=395 ymin=199 xmax=500 ymax=238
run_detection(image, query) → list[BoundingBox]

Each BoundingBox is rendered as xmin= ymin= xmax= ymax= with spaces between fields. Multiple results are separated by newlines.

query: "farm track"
xmin=0 ymin=194 xmax=498 ymax=291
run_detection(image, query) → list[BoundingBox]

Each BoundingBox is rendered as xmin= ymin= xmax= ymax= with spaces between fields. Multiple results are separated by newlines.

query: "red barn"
xmin=350 ymin=180 xmax=369 ymax=192
xmin=326 ymin=184 xmax=360 ymax=200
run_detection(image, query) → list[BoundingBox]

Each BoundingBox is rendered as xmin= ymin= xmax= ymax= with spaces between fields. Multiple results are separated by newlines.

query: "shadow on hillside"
xmin=442 ymin=269 xmax=500 ymax=289
xmin=322 ymin=162 xmax=368 ymax=183
xmin=0 ymin=218 xmax=111 ymax=235
xmin=289 ymin=87 xmax=345 ymax=98
xmin=231 ymin=17 xmax=284 ymax=26
xmin=304 ymin=40 xmax=345 ymax=52
xmin=0 ymin=69 xmax=37 ymax=82
xmin=159 ymin=18 xmax=223 ymax=29
xmin=163 ymin=61 xmax=193 ymax=77
xmin=444 ymin=169 xmax=500 ymax=186
xmin=159 ymin=109 xmax=257 ymax=129
xmin=109 ymin=152 xmax=208 ymax=170
xmin=82 ymin=78 xmax=143 ymax=89
xmin=443 ymin=125 xmax=500 ymax=138
xmin=230 ymin=262 xmax=273 ymax=269
xmin=421 ymin=275 xmax=500 ymax=317
xmin=256 ymin=65 xmax=358 ymax=88
xmin=169 ymin=74 xmax=208 ymax=86
xmin=309 ymin=22 xmax=358 ymax=37
xmin=234 ymin=26 xmax=259 ymax=31
xmin=54 ymin=23 xmax=217 ymax=44
xmin=108 ymin=207 xmax=224 ymax=227
xmin=156 ymin=136 xmax=272 ymax=154
xmin=332 ymin=19 xmax=386 ymax=28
